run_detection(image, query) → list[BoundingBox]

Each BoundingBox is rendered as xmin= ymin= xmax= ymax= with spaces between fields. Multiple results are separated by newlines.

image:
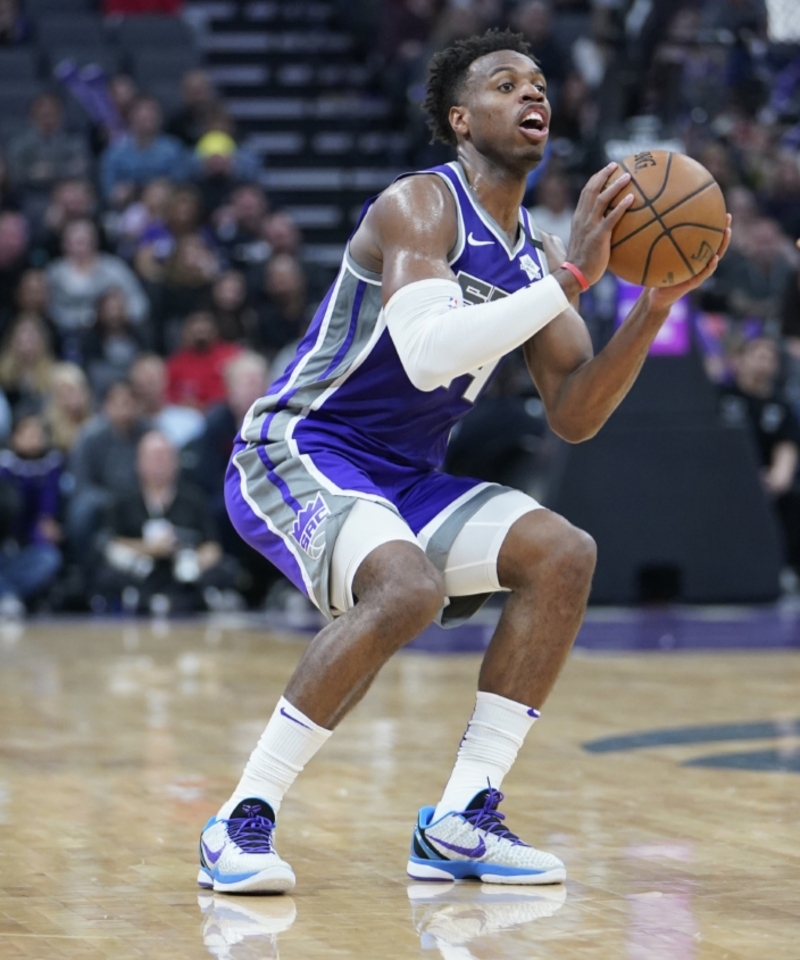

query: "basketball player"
xmin=199 ymin=29 xmax=731 ymax=893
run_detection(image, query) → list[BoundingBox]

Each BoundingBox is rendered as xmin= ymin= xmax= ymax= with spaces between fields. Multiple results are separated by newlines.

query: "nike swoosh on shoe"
xmin=427 ymin=835 xmax=487 ymax=858
xmin=202 ymin=840 xmax=223 ymax=865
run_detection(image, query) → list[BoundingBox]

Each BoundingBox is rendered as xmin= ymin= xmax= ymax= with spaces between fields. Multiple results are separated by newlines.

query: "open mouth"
xmin=519 ymin=114 xmax=548 ymax=139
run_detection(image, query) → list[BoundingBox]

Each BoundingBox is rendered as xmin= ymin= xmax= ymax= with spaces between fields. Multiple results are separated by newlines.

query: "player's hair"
xmin=422 ymin=28 xmax=534 ymax=147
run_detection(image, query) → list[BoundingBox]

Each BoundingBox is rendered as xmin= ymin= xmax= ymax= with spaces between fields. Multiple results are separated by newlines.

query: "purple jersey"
xmin=239 ymin=161 xmax=550 ymax=471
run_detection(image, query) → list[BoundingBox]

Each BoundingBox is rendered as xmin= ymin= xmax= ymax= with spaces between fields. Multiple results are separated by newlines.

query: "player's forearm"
xmin=386 ymin=276 xmax=570 ymax=391
xmin=547 ymin=292 xmax=669 ymax=443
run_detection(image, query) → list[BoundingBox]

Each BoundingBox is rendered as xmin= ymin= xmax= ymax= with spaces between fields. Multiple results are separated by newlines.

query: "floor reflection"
xmin=198 ymin=893 xmax=297 ymax=959
xmin=407 ymin=882 xmax=566 ymax=958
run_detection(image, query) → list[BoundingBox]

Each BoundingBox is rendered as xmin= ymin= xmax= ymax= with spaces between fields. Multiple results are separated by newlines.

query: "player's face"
xmin=454 ymin=50 xmax=550 ymax=167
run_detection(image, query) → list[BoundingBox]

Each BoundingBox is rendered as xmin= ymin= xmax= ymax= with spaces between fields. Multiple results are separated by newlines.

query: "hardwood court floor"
xmin=0 ymin=618 xmax=798 ymax=959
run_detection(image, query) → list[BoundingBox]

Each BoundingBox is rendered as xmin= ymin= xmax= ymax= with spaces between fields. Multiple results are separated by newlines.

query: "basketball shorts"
xmin=225 ymin=438 xmax=542 ymax=626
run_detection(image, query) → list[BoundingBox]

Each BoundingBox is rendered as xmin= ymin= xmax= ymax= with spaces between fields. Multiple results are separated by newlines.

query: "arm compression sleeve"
xmin=384 ymin=275 xmax=570 ymax=392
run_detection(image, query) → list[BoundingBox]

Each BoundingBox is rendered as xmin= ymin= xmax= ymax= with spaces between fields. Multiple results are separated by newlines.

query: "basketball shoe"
xmin=198 ymin=891 xmax=296 ymax=959
xmin=407 ymin=786 xmax=566 ymax=884
xmin=198 ymin=798 xmax=295 ymax=893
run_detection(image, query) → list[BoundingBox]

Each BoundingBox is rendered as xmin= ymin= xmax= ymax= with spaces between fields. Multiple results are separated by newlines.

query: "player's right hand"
xmin=566 ymin=162 xmax=635 ymax=286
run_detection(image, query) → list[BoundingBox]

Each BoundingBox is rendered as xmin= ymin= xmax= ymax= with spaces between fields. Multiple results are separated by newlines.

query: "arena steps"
xmin=186 ymin=0 xmax=407 ymax=262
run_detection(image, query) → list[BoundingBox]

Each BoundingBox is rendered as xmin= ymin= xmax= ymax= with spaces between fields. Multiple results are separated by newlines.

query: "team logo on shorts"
xmin=292 ymin=493 xmax=330 ymax=559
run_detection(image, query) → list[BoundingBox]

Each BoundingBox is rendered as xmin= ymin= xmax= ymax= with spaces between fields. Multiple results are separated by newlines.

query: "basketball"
xmin=605 ymin=150 xmax=728 ymax=288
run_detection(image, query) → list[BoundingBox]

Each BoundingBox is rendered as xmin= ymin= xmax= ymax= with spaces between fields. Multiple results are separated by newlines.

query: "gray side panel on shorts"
xmin=234 ymin=441 xmax=358 ymax=619
xmin=424 ymin=483 xmax=516 ymax=628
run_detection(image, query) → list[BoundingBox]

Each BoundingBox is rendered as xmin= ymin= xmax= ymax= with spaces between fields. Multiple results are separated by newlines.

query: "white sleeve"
xmin=384 ymin=275 xmax=570 ymax=392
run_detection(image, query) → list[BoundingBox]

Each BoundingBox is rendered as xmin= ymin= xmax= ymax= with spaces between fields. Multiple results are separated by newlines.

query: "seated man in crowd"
xmin=719 ymin=335 xmax=800 ymax=575
xmin=0 ymin=410 xmax=63 ymax=618
xmin=66 ymin=378 xmax=147 ymax=560
xmin=166 ymin=311 xmax=241 ymax=410
xmin=96 ymin=430 xmax=239 ymax=614
xmin=130 ymin=352 xmax=205 ymax=450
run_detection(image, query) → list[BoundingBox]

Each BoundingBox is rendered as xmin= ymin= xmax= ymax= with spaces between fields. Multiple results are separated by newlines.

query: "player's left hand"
xmin=646 ymin=214 xmax=732 ymax=312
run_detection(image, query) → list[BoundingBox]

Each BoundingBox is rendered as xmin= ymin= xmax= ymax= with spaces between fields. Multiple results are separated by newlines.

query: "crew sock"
xmin=433 ymin=691 xmax=539 ymax=822
xmin=218 ymin=696 xmax=331 ymax=820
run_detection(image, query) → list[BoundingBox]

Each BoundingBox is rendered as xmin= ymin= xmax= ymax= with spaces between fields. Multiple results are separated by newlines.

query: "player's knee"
xmin=501 ymin=511 xmax=596 ymax=592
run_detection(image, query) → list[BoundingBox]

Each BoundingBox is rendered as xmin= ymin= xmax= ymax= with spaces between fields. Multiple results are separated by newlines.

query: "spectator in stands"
xmin=0 ymin=152 xmax=20 ymax=213
xmin=116 ymin=177 xmax=172 ymax=262
xmin=189 ymin=110 xmax=261 ymax=213
xmin=257 ymin=254 xmax=310 ymax=358
xmin=0 ymin=211 xmax=30 ymax=328
xmin=66 ymin=378 xmax=146 ymax=560
xmin=100 ymin=95 xmax=186 ymax=206
xmin=43 ymin=362 xmax=92 ymax=455
xmin=719 ymin=335 xmax=800 ymax=574
xmin=0 ymin=0 xmax=27 ymax=46
xmin=528 ymin=167 xmax=575 ymax=248
xmin=89 ymin=73 xmax=139 ymax=156
xmin=46 ymin=219 xmax=149 ymax=335
xmin=215 ymin=183 xmax=270 ymax=293
xmin=0 ymin=315 xmax=55 ymax=409
xmin=0 ymin=411 xmax=63 ymax=619
xmin=513 ymin=1 xmax=572 ymax=91
xmin=80 ymin=288 xmax=148 ymax=396
xmin=6 ymin=94 xmax=91 ymax=222
xmin=11 ymin=269 xmax=59 ymax=353
xmin=167 ymin=70 xmax=218 ymax=148
xmin=95 ymin=429 xmax=239 ymax=615
xmin=209 ymin=270 xmax=258 ymax=345
xmin=103 ymin=0 xmax=184 ymax=13
xmin=758 ymin=152 xmax=800 ymax=242
xmin=134 ymin=184 xmax=214 ymax=283
xmin=201 ymin=350 xmax=269 ymax=512
xmin=37 ymin=179 xmax=104 ymax=263
xmin=154 ymin=235 xmax=220 ymax=350
xmin=715 ymin=218 xmax=798 ymax=323
xmin=262 ymin=211 xmax=302 ymax=259
xmin=198 ymin=350 xmax=273 ymax=604
xmin=129 ymin=352 xmax=205 ymax=449
xmin=166 ymin=311 xmax=241 ymax=410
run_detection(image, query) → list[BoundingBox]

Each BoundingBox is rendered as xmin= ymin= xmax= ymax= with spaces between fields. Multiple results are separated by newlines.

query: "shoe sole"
xmin=406 ymin=858 xmax=566 ymax=885
xmin=198 ymin=866 xmax=296 ymax=894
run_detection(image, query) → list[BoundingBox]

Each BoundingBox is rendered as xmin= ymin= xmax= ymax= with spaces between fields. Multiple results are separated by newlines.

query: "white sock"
xmin=433 ymin=691 xmax=540 ymax=821
xmin=218 ymin=696 xmax=332 ymax=819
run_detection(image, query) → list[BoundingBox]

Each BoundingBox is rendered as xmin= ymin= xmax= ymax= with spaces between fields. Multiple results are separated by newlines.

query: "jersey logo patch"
xmin=292 ymin=493 xmax=330 ymax=559
xmin=519 ymin=253 xmax=542 ymax=281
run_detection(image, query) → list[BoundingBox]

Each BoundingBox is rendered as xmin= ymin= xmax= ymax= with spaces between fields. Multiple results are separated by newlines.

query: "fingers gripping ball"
xmin=605 ymin=151 xmax=728 ymax=287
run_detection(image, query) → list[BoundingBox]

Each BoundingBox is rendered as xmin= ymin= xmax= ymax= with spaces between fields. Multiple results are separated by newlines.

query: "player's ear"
xmin=449 ymin=104 xmax=469 ymax=139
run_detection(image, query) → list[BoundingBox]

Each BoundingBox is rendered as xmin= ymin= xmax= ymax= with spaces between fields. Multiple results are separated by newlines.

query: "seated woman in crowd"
xmin=80 ymin=287 xmax=149 ymax=396
xmin=46 ymin=218 xmax=150 ymax=338
xmin=0 ymin=314 xmax=56 ymax=408
xmin=43 ymin=362 xmax=93 ymax=455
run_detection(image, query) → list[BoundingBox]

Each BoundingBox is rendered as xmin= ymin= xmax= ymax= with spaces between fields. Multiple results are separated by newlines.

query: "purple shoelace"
xmin=226 ymin=814 xmax=275 ymax=854
xmin=462 ymin=786 xmax=529 ymax=847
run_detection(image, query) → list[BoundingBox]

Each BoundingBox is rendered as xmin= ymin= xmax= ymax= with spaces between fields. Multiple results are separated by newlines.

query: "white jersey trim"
xmin=448 ymin=161 xmax=527 ymax=260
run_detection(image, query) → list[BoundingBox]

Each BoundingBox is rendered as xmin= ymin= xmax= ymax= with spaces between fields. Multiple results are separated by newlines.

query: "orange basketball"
xmin=605 ymin=150 xmax=727 ymax=288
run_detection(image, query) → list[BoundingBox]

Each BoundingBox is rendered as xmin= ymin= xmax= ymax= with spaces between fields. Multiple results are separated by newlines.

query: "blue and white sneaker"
xmin=407 ymin=787 xmax=566 ymax=885
xmin=198 ymin=798 xmax=295 ymax=894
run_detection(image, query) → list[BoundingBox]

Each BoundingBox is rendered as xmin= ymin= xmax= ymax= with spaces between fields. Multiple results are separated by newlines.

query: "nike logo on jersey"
xmin=467 ymin=232 xmax=494 ymax=247
xmin=428 ymin=834 xmax=487 ymax=859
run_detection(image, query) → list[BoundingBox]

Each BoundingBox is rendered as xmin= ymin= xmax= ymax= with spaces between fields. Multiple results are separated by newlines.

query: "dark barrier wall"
xmin=548 ymin=349 xmax=783 ymax=603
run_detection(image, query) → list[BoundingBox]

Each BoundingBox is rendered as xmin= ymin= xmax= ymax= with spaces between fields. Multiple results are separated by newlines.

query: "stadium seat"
xmin=117 ymin=16 xmax=195 ymax=52
xmin=0 ymin=49 xmax=39 ymax=82
xmin=131 ymin=48 xmax=201 ymax=84
xmin=36 ymin=15 xmax=108 ymax=51
xmin=26 ymin=0 xmax=95 ymax=15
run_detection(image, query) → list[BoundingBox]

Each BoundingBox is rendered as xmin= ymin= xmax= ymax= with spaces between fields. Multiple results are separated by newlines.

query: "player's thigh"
xmin=440 ymin=489 xmax=544 ymax=597
xmin=330 ymin=498 xmax=424 ymax=614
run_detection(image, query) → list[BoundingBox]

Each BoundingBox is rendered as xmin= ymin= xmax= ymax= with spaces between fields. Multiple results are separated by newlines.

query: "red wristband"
xmin=560 ymin=261 xmax=590 ymax=293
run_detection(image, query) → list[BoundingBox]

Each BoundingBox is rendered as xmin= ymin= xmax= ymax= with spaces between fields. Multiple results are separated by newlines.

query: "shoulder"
xmin=371 ymin=173 xmax=456 ymax=230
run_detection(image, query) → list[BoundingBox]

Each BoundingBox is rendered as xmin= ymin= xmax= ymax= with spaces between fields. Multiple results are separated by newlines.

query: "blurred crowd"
xmin=0 ymin=51 xmax=318 ymax=617
xmin=2 ymin=0 xmax=800 ymax=616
